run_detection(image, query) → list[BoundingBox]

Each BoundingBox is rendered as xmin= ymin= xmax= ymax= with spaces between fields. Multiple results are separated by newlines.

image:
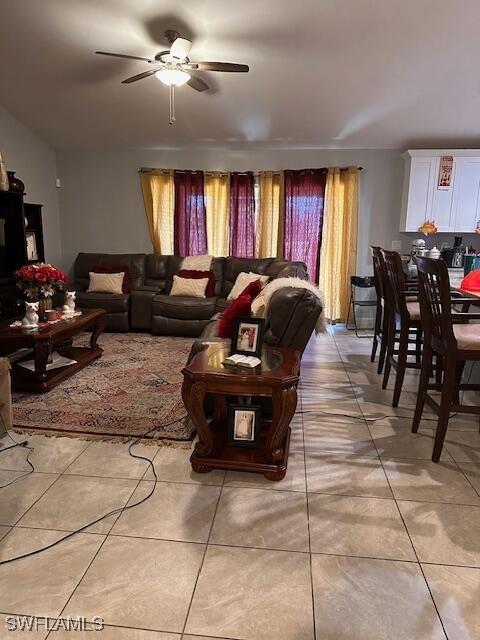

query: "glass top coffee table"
xmin=182 ymin=342 xmax=300 ymax=481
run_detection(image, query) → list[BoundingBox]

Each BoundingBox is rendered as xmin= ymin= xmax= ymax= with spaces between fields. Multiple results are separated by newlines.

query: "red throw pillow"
xmin=178 ymin=269 xmax=215 ymax=297
xmin=218 ymin=294 xmax=252 ymax=338
xmin=92 ymin=265 xmax=130 ymax=293
xmin=461 ymin=269 xmax=480 ymax=292
xmin=240 ymin=279 xmax=263 ymax=299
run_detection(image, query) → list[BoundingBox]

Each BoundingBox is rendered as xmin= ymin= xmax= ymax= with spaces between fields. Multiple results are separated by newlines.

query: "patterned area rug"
xmin=13 ymin=333 xmax=196 ymax=441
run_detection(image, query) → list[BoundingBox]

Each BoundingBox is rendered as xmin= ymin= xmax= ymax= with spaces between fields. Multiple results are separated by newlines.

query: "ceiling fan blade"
xmin=187 ymin=74 xmax=209 ymax=92
xmin=96 ymin=51 xmax=154 ymax=63
xmin=193 ymin=62 xmax=249 ymax=72
xmin=170 ymin=37 xmax=192 ymax=62
xmin=121 ymin=69 xmax=156 ymax=84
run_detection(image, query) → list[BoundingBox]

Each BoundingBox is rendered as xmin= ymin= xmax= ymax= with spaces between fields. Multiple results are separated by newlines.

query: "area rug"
xmin=12 ymin=333 xmax=196 ymax=441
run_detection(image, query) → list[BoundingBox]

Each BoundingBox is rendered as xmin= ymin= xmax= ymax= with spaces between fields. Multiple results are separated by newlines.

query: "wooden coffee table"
xmin=182 ymin=343 xmax=300 ymax=480
xmin=0 ymin=308 xmax=106 ymax=393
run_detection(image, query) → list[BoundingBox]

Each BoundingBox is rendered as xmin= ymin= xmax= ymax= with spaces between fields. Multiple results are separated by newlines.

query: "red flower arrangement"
xmin=13 ymin=263 xmax=68 ymax=299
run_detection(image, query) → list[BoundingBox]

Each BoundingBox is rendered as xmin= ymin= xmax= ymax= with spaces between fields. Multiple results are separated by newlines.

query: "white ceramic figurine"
xmin=62 ymin=291 xmax=76 ymax=315
xmin=21 ymin=301 xmax=39 ymax=329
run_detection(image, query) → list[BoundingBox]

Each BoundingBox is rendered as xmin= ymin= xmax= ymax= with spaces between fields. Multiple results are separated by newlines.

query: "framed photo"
xmin=26 ymin=231 xmax=38 ymax=261
xmin=231 ymin=317 xmax=265 ymax=358
xmin=228 ymin=404 xmax=261 ymax=448
xmin=437 ymin=155 xmax=454 ymax=190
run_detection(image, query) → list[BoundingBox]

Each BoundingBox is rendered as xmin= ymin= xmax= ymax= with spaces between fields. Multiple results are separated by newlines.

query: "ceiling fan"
xmin=96 ymin=29 xmax=249 ymax=124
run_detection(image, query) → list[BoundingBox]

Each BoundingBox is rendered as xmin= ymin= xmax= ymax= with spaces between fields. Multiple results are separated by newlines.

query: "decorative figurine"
xmin=21 ymin=301 xmax=39 ymax=329
xmin=62 ymin=291 xmax=76 ymax=315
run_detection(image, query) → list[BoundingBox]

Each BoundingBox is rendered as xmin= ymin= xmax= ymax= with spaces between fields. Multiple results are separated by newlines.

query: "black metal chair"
xmin=346 ymin=275 xmax=376 ymax=337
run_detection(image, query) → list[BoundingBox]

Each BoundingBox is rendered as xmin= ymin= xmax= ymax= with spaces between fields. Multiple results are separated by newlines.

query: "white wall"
xmin=56 ymin=147 xmax=408 ymax=281
xmin=0 ymin=106 xmax=63 ymax=267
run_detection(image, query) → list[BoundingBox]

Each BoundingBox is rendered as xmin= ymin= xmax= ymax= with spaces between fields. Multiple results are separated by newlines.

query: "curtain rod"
xmin=140 ymin=166 xmax=363 ymax=175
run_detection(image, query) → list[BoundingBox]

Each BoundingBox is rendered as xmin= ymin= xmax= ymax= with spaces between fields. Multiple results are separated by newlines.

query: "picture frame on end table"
xmin=227 ymin=404 xmax=262 ymax=448
xmin=231 ymin=317 xmax=265 ymax=358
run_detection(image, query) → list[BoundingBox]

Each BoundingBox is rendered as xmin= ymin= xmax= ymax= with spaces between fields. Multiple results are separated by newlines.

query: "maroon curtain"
xmin=283 ymin=169 xmax=327 ymax=281
xmin=174 ymin=171 xmax=207 ymax=256
xmin=229 ymin=172 xmax=255 ymax=257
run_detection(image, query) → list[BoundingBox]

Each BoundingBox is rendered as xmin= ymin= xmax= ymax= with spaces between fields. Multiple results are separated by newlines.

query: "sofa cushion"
xmin=178 ymin=269 xmax=215 ymax=297
xmin=87 ymin=272 xmax=124 ymax=295
xmin=76 ymin=291 xmax=129 ymax=313
xmin=170 ymin=275 xmax=209 ymax=298
xmin=222 ymin=258 xmax=274 ymax=298
xmin=74 ymin=253 xmax=146 ymax=292
xmin=152 ymin=294 xmax=217 ymax=320
xmin=218 ymin=294 xmax=252 ymax=338
xmin=92 ymin=264 xmax=130 ymax=293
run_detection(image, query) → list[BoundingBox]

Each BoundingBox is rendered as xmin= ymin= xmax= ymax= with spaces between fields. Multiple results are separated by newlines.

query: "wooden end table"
xmin=182 ymin=343 xmax=300 ymax=481
xmin=0 ymin=308 xmax=106 ymax=393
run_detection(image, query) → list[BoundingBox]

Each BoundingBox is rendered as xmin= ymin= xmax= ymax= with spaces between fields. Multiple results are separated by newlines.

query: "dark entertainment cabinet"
xmin=0 ymin=190 xmax=45 ymax=320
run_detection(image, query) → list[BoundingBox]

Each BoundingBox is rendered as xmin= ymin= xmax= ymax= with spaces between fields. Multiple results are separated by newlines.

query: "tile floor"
xmin=0 ymin=327 xmax=479 ymax=639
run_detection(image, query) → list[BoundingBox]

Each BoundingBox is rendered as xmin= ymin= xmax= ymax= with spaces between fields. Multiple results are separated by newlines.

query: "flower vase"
xmin=38 ymin=297 xmax=53 ymax=321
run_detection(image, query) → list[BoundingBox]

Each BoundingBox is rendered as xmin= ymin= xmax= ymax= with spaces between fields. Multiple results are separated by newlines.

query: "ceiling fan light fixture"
xmin=155 ymin=66 xmax=190 ymax=86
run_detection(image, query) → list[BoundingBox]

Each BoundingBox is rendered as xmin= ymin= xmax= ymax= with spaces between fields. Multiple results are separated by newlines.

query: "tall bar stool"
xmin=412 ymin=257 xmax=480 ymax=462
xmin=382 ymin=250 xmax=423 ymax=406
xmin=346 ymin=275 xmax=376 ymax=337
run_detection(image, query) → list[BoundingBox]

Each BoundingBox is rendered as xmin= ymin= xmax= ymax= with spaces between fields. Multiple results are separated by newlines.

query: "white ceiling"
xmin=1 ymin=0 xmax=480 ymax=150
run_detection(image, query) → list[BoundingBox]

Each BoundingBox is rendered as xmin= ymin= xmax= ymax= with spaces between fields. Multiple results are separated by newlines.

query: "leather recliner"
xmin=73 ymin=253 xmax=146 ymax=331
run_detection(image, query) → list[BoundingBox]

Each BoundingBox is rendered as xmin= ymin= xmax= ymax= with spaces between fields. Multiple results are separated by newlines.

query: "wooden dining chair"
xmin=370 ymin=247 xmax=388 ymax=373
xmin=381 ymin=250 xmax=423 ymax=406
xmin=412 ymin=256 xmax=480 ymax=462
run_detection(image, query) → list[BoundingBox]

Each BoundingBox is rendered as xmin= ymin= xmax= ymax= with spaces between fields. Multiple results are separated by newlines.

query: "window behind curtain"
xmin=283 ymin=169 xmax=327 ymax=281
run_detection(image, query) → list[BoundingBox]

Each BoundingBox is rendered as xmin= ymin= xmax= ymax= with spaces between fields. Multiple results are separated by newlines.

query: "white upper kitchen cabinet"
xmin=400 ymin=150 xmax=480 ymax=233
xmin=450 ymin=157 xmax=480 ymax=233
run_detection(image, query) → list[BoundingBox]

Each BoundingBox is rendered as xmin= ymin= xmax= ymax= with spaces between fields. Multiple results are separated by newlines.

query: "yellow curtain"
xmin=256 ymin=171 xmax=283 ymax=258
xmin=319 ymin=167 xmax=359 ymax=322
xmin=139 ymin=169 xmax=174 ymax=254
xmin=204 ymin=172 xmax=230 ymax=256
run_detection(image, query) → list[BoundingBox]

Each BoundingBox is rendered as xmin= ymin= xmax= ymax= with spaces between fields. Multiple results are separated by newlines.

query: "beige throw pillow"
xmin=87 ymin=272 xmax=124 ymax=295
xmin=227 ymin=272 xmax=269 ymax=301
xmin=170 ymin=275 xmax=209 ymax=298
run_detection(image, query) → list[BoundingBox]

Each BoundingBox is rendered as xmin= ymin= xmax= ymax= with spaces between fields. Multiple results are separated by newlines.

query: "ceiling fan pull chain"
xmin=169 ymin=84 xmax=176 ymax=125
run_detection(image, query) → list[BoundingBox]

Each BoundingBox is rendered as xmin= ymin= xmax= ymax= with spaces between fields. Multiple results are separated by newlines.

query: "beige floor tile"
xmin=369 ymin=424 xmax=453 ymax=460
xmin=383 ymin=459 xmax=480 ymax=505
xmin=0 ymin=527 xmax=105 ymax=617
xmin=309 ymin=494 xmax=415 ymax=560
xmin=457 ymin=462 xmax=480 ymax=494
xmin=0 ymin=525 xmax=11 ymax=540
xmin=0 ymin=433 xmax=90 ymax=473
xmin=210 ymin=487 xmax=309 ymax=552
xmin=185 ymin=545 xmax=314 ymax=640
xmin=64 ymin=536 xmax=204 ymax=632
xmin=184 ymin=636 xmax=229 ymax=640
xmin=224 ymin=451 xmax=306 ymax=492
xmin=399 ymin=500 xmax=480 ymax=566
xmin=303 ymin=421 xmax=377 ymax=456
xmin=311 ymin=554 xmax=445 ymax=639
xmin=0 ymin=471 xmax=59 ymax=525
xmin=445 ymin=431 xmax=480 ymax=463
xmin=422 ymin=564 xmax=480 ymax=640
xmin=306 ymin=452 xmax=392 ymax=497
xmin=51 ymin=626 xmax=179 ymax=639
xmin=18 ymin=474 xmax=138 ymax=534
xmin=111 ymin=481 xmax=220 ymax=542
xmin=152 ymin=446 xmax=225 ymax=485
xmin=64 ymin=440 xmax=159 ymax=479
xmin=0 ymin=613 xmax=51 ymax=639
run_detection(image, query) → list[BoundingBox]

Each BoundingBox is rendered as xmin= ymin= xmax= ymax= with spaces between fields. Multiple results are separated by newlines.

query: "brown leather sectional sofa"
xmin=73 ymin=253 xmax=322 ymax=354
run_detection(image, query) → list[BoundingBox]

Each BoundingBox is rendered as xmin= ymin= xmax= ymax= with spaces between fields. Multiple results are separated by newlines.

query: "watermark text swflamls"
xmin=4 ymin=616 xmax=104 ymax=632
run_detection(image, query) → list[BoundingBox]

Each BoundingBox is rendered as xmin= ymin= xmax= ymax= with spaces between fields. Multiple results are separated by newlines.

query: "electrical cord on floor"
xmin=0 ymin=414 xmax=187 ymax=566
xmin=0 ymin=422 xmax=35 ymax=488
